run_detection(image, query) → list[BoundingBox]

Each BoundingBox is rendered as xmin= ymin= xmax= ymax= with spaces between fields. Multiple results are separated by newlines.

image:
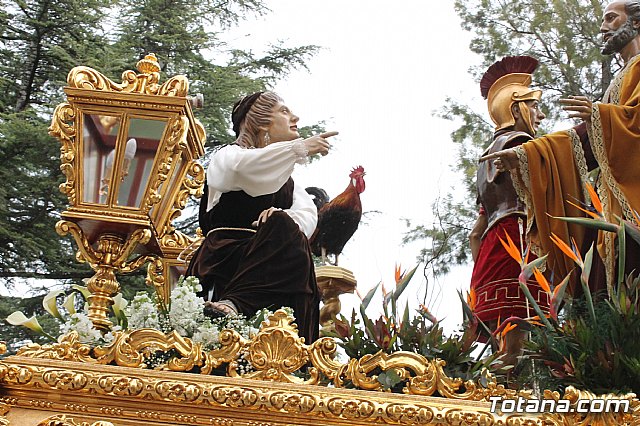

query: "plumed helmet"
xmin=480 ymin=56 xmax=542 ymax=132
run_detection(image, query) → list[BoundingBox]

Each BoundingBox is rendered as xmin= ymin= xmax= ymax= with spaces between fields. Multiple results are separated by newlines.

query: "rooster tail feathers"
xmin=480 ymin=56 xmax=539 ymax=99
xmin=305 ymin=186 xmax=330 ymax=210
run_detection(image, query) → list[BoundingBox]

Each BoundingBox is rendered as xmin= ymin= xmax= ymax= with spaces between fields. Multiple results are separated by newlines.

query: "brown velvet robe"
xmin=186 ymin=178 xmax=320 ymax=343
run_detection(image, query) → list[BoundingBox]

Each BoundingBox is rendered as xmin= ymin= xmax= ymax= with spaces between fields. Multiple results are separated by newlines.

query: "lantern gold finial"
xmin=136 ymin=53 xmax=161 ymax=74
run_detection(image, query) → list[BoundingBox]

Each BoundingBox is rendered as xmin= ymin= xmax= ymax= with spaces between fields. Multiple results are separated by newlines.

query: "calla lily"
xmin=6 ymin=311 xmax=50 ymax=338
xmin=112 ymin=293 xmax=129 ymax=319
xmin=72 ymin=284 xmax=91 ymax=301
xmin=42 ymin=290 xmax=64 ymax=320
xmin=63 ymin=292 xmax=77 ymax=315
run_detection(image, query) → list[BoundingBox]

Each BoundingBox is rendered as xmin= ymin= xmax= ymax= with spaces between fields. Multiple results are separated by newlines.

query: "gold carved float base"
xmin=0 ymin=357 xmax=527 ymax=426
xmin=1 ymin=310 xmax=639 ymax=425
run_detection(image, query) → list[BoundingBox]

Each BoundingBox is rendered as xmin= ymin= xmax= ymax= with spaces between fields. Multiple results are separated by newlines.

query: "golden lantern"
xmin=49 ymin=53 xmax=205 ymax=331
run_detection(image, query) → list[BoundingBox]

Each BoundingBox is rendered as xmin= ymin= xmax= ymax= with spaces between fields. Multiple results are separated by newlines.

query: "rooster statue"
xmin=306 ymin=166 xmax=366 ymax=265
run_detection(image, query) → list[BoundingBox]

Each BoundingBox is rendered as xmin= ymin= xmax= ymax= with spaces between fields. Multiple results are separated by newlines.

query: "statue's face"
xmin=265 ymin=101 xmax=300 ymax=144
xmin=513 ymin=100 xmax=545 ymax=137
xmin=601 ymin=1 xmax=638 ymax=54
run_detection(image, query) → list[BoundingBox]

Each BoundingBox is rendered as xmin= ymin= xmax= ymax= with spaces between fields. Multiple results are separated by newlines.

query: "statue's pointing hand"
xmin=479 ymin=148 xmax=519 ymax=173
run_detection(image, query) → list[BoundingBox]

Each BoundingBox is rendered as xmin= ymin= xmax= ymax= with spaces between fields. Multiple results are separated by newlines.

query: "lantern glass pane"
xmin=82 ymin=113 xmax=121 ymax=204
xmin=114 ymin=118 xmax=167 ymax=208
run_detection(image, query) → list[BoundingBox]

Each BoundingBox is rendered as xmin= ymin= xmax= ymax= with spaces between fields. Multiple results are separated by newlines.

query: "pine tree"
xmin=1 ymin=0 xmax=114 ymax=284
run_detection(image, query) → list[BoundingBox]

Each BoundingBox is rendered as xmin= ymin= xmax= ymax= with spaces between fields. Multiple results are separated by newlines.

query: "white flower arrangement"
xmin=60 ymin=312 xmax=117 ymax=345
xmin=7 ymin=286 xmax=116 ymax=347
xmin=7 ymin=275 xmax=294 ymax=375
xmin=126 ymin=292 xmax=162 ymax=330
xmin=167 ymin=276 xmax=205 ymax=336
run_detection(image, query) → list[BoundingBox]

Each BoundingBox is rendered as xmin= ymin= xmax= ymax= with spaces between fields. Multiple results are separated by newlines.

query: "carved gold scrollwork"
xmin=155 ymin=381 xmax=202 ymax=402
xmin=210 ymin=386 xmax=259 ymax=407
xmin=0 ymin=402 xmax=10 ymax=426
xmin=0 ymin=364 xmax=33 ymax=385
xmin=241 ymin=311 xmax=310 ymax=383
xmin=55 ymin=222 xmax=154 ymax=330
xmin=17 ymin=332 xmax=95 ymax=364
xmin=145 ymin=257 xmax=167 ymax=300
xmin=345 ymin=351 xmax=429 ymax=392
xmin=66 ymin=54 xmax=188 ymax=98
xmin=157 ymin=76 xmax=189 ymax=97
xmin=269 ymin=392 xmax=316 ymax=414
xmin=97 ymin=375 xmax=144 ymax=397
xmin=141 ymin=115 xmax=188 ymax=215
xmin=193 ymin=119 xmax=206 ymax=145
xmin=68 ymin=66 xmax=135 ymax=92
xmin=8 ymin=308 xmax=640 ymax=426
xmin=160 ymin=160 xmax=205 ymax=237
xmin=92 ymin=329 xmax=203 ymax=371
xmin=159 ymin=229 xmax=197 ymax=250
xmin=42 ymin=370 xmax=88 ymax=391
xmin=385 ymin=403 xmax=435 ymax=424
xmin=541 ymin=386 xmax=640 ymax=426
xmin=49 ymin=103 xmax=77 ymax=204
xmin=9 ymin=309 xmax=521 ymax=402
xmin=309 ymin=340 xmax=524 ymax=401
xmin=201 ymin=329 xmax=245 ymax=375
xmin=442 ymin=410 xmax=496 ymax=425
xmin=326 ymin=398 xmax=375 ymax=420
xmin=37 ymin=414 xmax=114 ymax=426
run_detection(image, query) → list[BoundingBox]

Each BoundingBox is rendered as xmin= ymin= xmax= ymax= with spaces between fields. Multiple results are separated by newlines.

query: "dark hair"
xmin=231 ymin=92 xmax=263 ymax=137
xmin=626 ymin=1 xmax=640 ymax=24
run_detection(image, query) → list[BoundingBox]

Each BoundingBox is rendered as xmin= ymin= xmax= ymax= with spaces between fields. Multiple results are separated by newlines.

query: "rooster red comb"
xmin=350 ymin=166 xmax=365 ymax=177
xmin=479 ymin=56 xmax=539 ymax=99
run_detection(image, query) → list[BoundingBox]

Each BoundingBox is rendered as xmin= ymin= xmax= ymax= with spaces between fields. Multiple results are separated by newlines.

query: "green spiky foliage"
xmin=523 ymin=284 xmax=640 ymax=394
xmin=509 ymin=193 xmax=640 ymax=394
xmin=325 ymin=265 xmax=505 ymax=392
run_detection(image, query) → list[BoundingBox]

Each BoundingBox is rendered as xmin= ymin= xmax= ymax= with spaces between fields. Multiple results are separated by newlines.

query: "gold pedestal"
xmin=315 ymin=265 xmax=357 ymax=326
xmin=56 ymin=221 xmax=154 ymax=331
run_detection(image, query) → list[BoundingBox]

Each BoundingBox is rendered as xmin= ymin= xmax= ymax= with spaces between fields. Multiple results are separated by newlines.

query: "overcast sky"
xmin=224 ymin=1 xmax=486 ymax=331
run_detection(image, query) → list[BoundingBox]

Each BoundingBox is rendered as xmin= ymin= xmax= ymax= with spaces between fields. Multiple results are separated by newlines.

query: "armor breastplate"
xmin=477 ymin=130 xmax=531 ymax=236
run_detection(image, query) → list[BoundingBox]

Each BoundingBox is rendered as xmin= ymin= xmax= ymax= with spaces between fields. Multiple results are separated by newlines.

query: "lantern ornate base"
xmin=315 ymin=265 xmax=357 ymax=327
xmin=56 ymin=220 xmax=156 ymax=331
